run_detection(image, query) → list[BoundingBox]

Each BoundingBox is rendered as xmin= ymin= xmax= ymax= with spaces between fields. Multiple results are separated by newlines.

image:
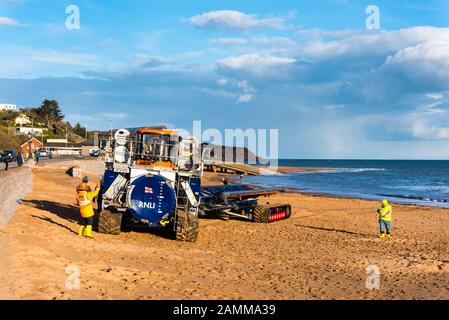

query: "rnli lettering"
xmin=138 ymin=201 xmax=156 ymax=209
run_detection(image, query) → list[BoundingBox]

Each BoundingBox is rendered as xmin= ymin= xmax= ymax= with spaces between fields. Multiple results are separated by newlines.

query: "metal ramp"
xmin=203 ymin=160 xmax=262 ymax=176
xmin=200 ymin=184 xmax=282 ymax=201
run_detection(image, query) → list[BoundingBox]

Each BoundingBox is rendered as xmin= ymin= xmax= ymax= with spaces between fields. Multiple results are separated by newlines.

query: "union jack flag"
xmin=145 ymin=187 xmax=153 ymax=194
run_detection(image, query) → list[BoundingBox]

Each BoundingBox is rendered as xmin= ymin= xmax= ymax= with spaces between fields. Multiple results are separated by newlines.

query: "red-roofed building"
xmin=20 ymin=137 xmax=43 ymax=157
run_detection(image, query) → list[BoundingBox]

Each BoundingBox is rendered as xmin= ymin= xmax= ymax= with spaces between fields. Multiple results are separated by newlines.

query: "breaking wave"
xmin=384 ymin=185 xmax=449 ymax=194
xmin=377 ymin=193 xmax=449 ymax=204
xmin=294 ymin=168 xmax=386 ymax=175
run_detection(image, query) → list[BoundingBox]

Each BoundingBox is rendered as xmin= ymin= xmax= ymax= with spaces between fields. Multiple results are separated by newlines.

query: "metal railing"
xmin=110 ymin=136 xmax=203 ymax=173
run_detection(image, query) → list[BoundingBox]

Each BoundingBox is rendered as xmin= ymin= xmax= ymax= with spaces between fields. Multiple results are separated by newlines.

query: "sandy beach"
xmin=0 ymin=159 xmax=448 ymax=300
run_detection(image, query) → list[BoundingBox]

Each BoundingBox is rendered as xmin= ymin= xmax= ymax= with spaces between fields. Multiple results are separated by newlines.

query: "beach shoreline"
xmin=0 ymin=159 xmax=448 ymax=300
xmin=236 ymin=165 xmax=449 ymax=210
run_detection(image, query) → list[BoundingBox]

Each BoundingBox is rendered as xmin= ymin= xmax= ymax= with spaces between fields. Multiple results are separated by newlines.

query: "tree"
xmin=73 ymin=122 xmax=87 ymax=137
xmin=37 ymin=99 xmax=64 ymax=126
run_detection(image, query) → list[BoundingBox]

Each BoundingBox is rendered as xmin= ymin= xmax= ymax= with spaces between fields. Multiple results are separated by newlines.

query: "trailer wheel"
xmin=98 ymin=209 xmax=122 ymax=235
xmin=175 ymin=211 xmax=199 ymax=242
xmin=252 ymin=205 xmax=270 ymax=223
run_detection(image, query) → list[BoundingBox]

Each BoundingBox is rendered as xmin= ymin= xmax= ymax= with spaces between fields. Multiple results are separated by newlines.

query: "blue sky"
xmin=1 ymin=0 xmax=449 ymax=159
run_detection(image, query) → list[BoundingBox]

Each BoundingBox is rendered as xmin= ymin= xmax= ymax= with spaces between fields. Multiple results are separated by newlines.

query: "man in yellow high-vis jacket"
xmin=377 ymin=199 xmax=393 ymax=238
xmin=76 ymin=176 xmax=100 ymax=238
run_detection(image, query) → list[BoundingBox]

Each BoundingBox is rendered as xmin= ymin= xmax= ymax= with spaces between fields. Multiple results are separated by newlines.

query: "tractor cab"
xmin=101 ymin=127 xmax=204 ymax=241
xmin=133 ymin=128 xmax=178 ymax=168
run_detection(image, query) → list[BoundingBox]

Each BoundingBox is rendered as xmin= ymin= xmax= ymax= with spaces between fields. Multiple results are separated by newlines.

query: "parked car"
xmin=0 ymin=150 xmax=17 ymax=162
xmin=89 ymin=148 xmax=101 ymax=157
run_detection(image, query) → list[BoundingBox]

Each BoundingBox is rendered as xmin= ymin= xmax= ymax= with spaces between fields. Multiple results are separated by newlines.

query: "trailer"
xmin=199 ymin=184 xmax=292 ymax=223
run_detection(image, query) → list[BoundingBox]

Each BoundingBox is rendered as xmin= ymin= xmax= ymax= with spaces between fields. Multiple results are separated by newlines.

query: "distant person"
xmin=17 ymin=152 xmax=23 ymax=167
xmin=222 ymin=178 xmax=229 ymax=185
xmin=48 ymin=150 xmax=53 ymax=159
xmin=76 ymin=176 xmax=100 ymax=238
xmin=4 ymin=153 xmax=12 ymax=171
xmin=34 ymin=150 xmax=41 ymax=164
xmin=96 ymin=177 xmax=104 ymax=211
xmin=377 ymin=199 xmax=393 ymax=238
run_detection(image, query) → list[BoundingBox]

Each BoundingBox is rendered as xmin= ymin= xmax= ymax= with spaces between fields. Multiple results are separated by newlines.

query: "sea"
xmin=244 ymin=159 xmax=449 ymax=208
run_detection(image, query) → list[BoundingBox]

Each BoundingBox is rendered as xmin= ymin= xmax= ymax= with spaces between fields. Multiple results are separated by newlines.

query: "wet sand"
xmin=0 ymin=161 xmax=448 ymax=299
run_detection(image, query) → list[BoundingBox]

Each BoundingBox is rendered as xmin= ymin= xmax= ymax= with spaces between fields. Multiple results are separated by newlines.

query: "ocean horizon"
xmin=245 ymin=159 xmax=449 ymax=208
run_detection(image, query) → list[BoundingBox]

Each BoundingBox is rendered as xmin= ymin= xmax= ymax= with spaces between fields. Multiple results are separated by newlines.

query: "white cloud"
xmin=211 ymin=37 xmax=247 ymax=46
xmin=0 ymin=45 xmax=101 ymax=78
xmin=411 ymin=122 xmax=449 ymax=140
xmin=417 ymin=102 xmax=446 ymax=114
xmin=426 ymin=93 xmax=444 ymax=100
xmin=219 ymin=54 xmax=295 ymax=73
xmin=385 ymin=41 xmax=449 ymax=70
xmin=217 ymin=78 xmax=228 ymax=86
xmin=300 ymin=27 xmax=449 ymax=60
xmin=237 ymin=94 xmax=254 ymax=103
xmin=31 ymin=50 xmax=99 ymax=66
xmin=0 ymin=16 xmax=21 ymax=26
xmin=210 ymin=78 xmax=256 ymax=103
xmin=188 ymin=10 xmax=285 ymax=30
xmin=386 ymin=41 xmax=449 ymax=64
xmin=252 ymin=36 xmax=296 ymax=48
xmin=380 ymin=41 xmax=449 ymax=87
xmin=236 ymin=80 xmax=256 ymax=103
xmin=217 ymin=54 xmax=296 ymax=79
xmin=197 ymin=87 xmax=236 ymax=99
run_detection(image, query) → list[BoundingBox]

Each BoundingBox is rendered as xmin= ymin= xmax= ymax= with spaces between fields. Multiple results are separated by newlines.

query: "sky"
xmin=1 ymin=0 xmax=449 ymax=159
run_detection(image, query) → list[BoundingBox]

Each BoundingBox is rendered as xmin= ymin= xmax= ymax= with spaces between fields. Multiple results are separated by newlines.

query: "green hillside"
xmin=0 ymin=99 xmax=86 ymax=150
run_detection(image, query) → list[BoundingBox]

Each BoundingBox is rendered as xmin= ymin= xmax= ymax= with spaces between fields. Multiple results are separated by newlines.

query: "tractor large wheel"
xmin=175 ymin=211 xmax=199 ymax=242
xmin=98 ymin=209 xmax=122 ymax=235
xmin=252 ymin=205 xmax=270 ymax=223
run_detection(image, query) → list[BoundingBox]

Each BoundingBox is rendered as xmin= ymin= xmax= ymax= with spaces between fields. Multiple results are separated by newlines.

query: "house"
xmin=0 ymin=104 xmax=17 ymax=111
xmin=14 ymin=127 xmax=44 ymax=136
xmin=20 ymin=137 xmax=43 ymax=157
xmin=15 ymin=114 xmax=32 ymax=126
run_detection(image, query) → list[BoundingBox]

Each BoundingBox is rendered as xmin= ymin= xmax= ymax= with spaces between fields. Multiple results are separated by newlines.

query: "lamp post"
xmin=109 ymin=119 xmax=113 ymax=142
xmin=27 ymin=131 xmax=33 ymax=161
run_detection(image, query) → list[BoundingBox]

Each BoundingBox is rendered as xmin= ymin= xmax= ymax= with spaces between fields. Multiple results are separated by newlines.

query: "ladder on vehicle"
xmin=175 ymin=174 xmax=195 ymax=214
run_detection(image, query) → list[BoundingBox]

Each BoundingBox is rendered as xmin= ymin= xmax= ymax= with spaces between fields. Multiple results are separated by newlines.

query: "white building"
xmin=0 ymin=104 xmax=17 ymax=111
xmin=47 ymin=138 xmax=68 ymax=143
xmin=14 ymin=127 xmax=44 ymax=136
xmin=15 ymin=114 xmax=32 ymax=126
